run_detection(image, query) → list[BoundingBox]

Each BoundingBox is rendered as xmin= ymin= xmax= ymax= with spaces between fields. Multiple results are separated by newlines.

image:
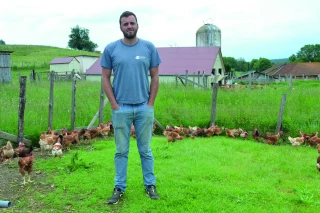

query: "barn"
xmin=235 ymin=62 xmax=320 ymax=83
xmin=49 ymin=57 xmax=80 ymax=74
xmin=0 ymin=50 xmax=13 ymax=83
xmin=84 ymin=46 xmax=226 ymax=85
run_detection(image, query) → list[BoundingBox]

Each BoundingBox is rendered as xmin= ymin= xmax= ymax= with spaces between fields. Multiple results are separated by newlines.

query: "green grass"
xmin=12 ymin=137 xmax=320 ymax=212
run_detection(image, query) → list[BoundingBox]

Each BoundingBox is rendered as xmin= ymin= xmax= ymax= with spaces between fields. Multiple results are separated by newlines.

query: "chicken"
xmin=298 ymin=129 xmax=315 ymax=144
xmin=52 ymin=138 xmax=63 ymax=160
xmin=13 ymin=142 xmax=34 ymax=158
xmin=213 ymin=126 xmax=224 ymax=136
xmin=39 ymin=132 xmax=56 ymax=155
xmin=225 ymin=128 xmax=240 ymax=138
xmin=18 ymin=152 xmax=34 ymax=185
xmin=239 ymin=129 xmax=249 ymax=140
xmin=252 ymin=126 xmax=261 ymax=141
xmin=288 ymin=136 xmax=304 ymax=147
xmin=0 ymin=141 xmax=14 ymax=164
xmin=100 ymin=122 xmax=112 ymax=138
xmin=82 ymin=127 xmax=101 ymax=143
xmin=204 ymin=125 xmax=215 ymax=137
xmin=163 ymin=130 xmax=183 ymax=143
xmin=130 ymin=123 xmax=136 ymax=138
xmin=14 ymin=145 xmax=33 ymax=159
xmin=309 ymin=132 xmax=318 ymax=142
xmin=263 ymin=130 xmax=282 ymax=145
xmin=62 ymin=132 xmax=79 ymax=150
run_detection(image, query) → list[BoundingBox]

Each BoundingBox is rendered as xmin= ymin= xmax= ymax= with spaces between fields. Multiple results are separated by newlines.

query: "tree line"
xmin=223 ymin=44 xmax=320 ymax=75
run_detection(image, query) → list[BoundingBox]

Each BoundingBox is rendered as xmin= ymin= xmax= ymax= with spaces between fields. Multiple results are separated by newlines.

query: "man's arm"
xmin=148 ymin=66 xmax=159 ymax=106
xmin=101 ymin=67 xmax=119 ymax=110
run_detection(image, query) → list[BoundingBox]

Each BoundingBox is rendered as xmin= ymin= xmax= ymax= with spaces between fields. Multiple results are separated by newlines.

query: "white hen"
xmin=288 ymin=136 xmax=304 ymax=147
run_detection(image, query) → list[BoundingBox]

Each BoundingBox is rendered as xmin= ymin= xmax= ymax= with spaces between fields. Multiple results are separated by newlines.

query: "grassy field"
xmin=0 ymin=45 xmax=100 ymax=71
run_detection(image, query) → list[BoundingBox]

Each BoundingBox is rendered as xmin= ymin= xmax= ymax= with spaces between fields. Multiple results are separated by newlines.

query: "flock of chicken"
xmin=162 ymin=124 xmax=320 ymax=172
xmin=162 ymin=124 xmax=320 ymax=147
xmin=0 ymin=141 xmax=34 ymax=184
xmin=39 ymin=121 xmax=113 ymax=156
xmin=0 ymin=121 xmax=113 ymax=185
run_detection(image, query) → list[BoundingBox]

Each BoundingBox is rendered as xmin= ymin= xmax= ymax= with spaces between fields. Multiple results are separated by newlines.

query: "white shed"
xmin=49 ymin=57 xmax=80 ymax=73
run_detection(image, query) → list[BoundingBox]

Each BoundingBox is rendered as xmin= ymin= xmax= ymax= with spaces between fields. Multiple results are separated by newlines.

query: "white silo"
xmin=196 ymin=23 xmax=221 ymax=47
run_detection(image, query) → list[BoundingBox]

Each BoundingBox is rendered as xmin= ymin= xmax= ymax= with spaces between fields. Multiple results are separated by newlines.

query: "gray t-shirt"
xmin=101 ymin=39 xmax=161 ymax=104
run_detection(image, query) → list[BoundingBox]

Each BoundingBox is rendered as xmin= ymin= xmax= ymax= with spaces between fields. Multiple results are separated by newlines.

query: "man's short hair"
xmin=119 ymin=11 xmax=138 ymax=25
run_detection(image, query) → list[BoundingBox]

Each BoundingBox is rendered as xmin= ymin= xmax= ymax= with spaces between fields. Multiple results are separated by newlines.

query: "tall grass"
xmin=0 ymin=77 xmax=319 ymax=145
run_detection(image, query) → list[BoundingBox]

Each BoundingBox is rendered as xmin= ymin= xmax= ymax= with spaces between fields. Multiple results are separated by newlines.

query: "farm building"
xmin=74 ymin=55 xmax=100 ymax=73
xmin=235 ymin=62 xmax=320 ymax=83
xmin=49 ymin=57 xmax=80 ymax=74
xmin=0 ymin=50 xmax=13 ymax=83
xmin=50 ymin=55 xmax=100 ymax=74
xmin=84 ymin=46 xmax=226 ymax=85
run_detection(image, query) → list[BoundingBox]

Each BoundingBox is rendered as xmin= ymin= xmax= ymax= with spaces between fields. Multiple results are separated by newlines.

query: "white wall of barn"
xmin=50 ymin=59 xmax=80 ymax=73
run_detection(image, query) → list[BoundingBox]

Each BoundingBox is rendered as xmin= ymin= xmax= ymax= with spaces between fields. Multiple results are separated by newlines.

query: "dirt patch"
xmin=0 ymin=148 xmax=55 ymax=210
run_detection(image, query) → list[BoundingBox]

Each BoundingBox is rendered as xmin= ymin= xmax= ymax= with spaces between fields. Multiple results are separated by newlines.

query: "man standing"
xmin=100 ymin=11 xmax=161 ymax=204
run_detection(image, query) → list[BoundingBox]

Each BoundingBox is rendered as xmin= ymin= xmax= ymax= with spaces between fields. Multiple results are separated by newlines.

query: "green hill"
xmin=0 ymin=45 xmax=101 ymax=70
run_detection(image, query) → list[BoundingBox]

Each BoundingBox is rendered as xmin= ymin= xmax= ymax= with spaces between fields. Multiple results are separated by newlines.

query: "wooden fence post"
xmin=289 ymin=74 xmax=292 ymax=91
xmin=210 ymin=83 xmax=218 ymax=126
xmin=99 ymin=79 xmax=105 ymax=124
xmin=175 ymin=75 xmax=178 ymax=88
xmin=198 ymin=71 xmax=200 ymax=88
xmin=248 ymin=72 xmax=252 ymax=89
xmin=71 ymin=78 xmax=76 ymax=130
xmin=276 ymin=94 xmax=286 ymax=134
xmin=185 ymin=70 xmax=188 ymax=87
xmin=193 ymin=72 xmax=195 ymax=87
xmin=17 ymin=76 xmax=27 ymax=143
xmin=48 ymin=71 xmax=55 ymax=129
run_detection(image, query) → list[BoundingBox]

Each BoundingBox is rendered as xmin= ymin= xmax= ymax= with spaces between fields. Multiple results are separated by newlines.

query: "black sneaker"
xmin=107 ymin=188 xmax=124 ymax=204
xmin=145 ymin=185 xmax=160 ymax=200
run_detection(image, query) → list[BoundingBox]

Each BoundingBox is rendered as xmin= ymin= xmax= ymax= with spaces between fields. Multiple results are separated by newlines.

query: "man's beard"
xmin=123 ymin=29 xmax=138 ymax=39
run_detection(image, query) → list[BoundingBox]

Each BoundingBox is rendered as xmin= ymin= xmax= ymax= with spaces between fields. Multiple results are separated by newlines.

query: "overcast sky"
xmin=1 ymin=0 xmax=319 ymax=61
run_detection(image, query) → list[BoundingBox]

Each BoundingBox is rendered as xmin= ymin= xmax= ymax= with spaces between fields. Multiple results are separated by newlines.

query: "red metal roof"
xmin=85 ymin=46 xmax=221 ymax=75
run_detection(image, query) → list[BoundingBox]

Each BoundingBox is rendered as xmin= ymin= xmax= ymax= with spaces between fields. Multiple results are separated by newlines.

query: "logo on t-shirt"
xmin=135 ymin=56 xmax=146 ymax=59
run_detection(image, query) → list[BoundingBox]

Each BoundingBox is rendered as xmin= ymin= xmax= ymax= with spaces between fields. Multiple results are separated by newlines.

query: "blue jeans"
xmin=112 ymin=102 xmax=156 ymax=191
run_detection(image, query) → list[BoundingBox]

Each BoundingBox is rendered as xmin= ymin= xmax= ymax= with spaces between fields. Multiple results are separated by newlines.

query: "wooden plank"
xmin=0 ymin=130 xmax=32 ymax=146
xmin=87 ymin=98 xmax=109 ymax=129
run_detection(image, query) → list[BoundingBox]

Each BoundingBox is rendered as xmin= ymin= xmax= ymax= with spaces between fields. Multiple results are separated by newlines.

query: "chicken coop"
xmin=0 ymin=50 xmax=13 ymax=83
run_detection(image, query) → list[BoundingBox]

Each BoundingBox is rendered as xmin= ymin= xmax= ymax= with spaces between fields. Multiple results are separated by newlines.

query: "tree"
xmin=254 ymin=58 xmax=272 ymax=71
xmin=288 ymin=54 xmax=296 ymax=62
xmin=0 ymin=39 xmax=5 ymax=45
xmin=250 ymin=59 xmax=258 ymax=70
xmin=295 ymin=44 xmax=320 ymax=62
xmin=236 ymin=57 xmax=248 ymax=72
xmin=68 ymin=25 xmax=98 ymax=52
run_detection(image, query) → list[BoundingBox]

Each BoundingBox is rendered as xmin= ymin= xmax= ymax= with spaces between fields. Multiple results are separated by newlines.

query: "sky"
xmin=1 ymin=0 xmax=320 ymax=61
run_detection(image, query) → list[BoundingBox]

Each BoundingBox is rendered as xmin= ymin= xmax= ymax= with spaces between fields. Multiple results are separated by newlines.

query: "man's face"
xmin=120 ymin=15 xmax=139 ymax=39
